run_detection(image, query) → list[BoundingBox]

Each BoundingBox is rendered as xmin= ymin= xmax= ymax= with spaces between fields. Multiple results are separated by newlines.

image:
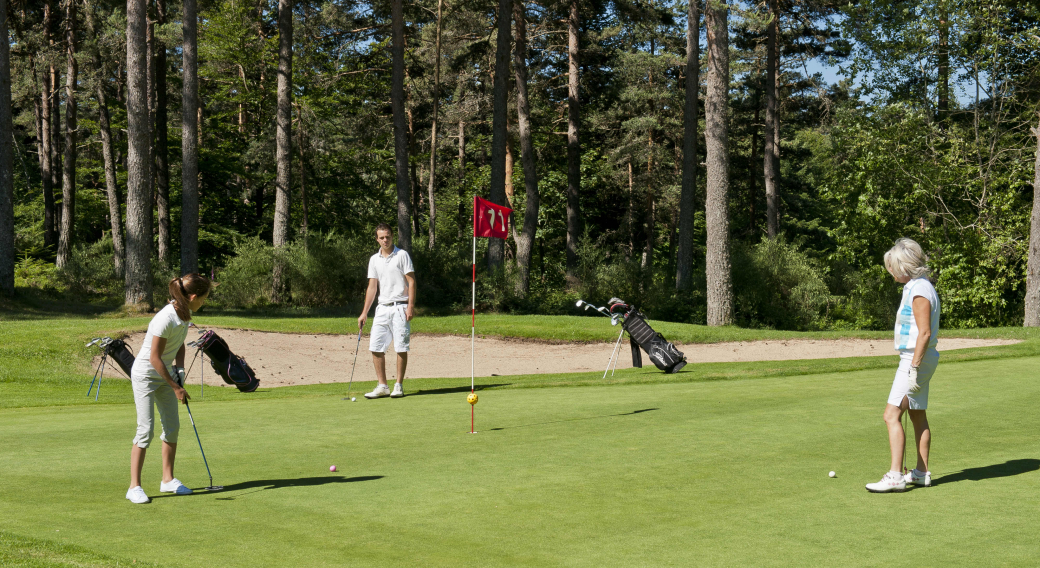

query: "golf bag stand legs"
xmin=604 ymin=328 xmax=625 ymax=379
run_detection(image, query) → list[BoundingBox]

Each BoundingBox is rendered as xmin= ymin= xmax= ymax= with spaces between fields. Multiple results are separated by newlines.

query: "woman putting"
xmin=866 ymin=238 xmax=939 ymax=493
xmin=126 ymin=274 xmax=213 ymax=504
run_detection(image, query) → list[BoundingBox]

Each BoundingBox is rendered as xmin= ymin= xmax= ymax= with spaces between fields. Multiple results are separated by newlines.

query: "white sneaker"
xmin=126 ymin=486 xmax=150 ymax=504
xmin=390 ymin=383 xmax=404 ymax=398
xmin=903 ymin=469 xmax=931 ymax=487
xmin=364 ymin=384 xmax=391 ymax=399
xmin=159 ymin=478 xmax=193 ymax=495
xmin=865 ymin=471 xmax=907 ymax=493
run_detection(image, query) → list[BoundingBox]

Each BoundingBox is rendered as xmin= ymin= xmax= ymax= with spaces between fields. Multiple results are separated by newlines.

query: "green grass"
xmin=1 ymin=355 xmax=1039 ymax=566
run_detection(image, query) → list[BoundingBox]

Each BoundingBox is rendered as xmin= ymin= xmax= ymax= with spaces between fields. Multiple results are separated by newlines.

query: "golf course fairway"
xmin=2 ymin=355 xmax=1038 ymax=566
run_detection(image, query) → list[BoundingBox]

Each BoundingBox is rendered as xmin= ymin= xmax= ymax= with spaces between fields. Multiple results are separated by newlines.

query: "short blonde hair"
xmin=884 ymin=238 xmax=930 ymax=280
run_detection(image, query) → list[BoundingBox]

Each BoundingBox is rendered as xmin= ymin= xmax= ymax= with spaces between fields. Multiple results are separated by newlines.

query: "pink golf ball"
xmin=330 ymin=465 xmax=337 ymax=472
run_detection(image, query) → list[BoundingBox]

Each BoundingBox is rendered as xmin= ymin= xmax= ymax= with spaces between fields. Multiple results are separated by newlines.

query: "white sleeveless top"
xmin=894 ymin=278 xmax=940 ymax=352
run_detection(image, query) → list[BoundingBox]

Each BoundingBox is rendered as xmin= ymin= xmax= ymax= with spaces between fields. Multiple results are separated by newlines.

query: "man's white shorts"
xmin=369 ymin=303 xmax=410 ymax=353
xmin=887 ymin=349 xmax=939 ymax=409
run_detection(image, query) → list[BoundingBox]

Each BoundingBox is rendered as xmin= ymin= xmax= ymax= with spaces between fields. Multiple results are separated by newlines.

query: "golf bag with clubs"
xmin=193 ymin=330 xmax=261 ymax=393
xmin=86 ymin=337 xmax=137 ymax=398
xmin=609 ymin=299 xmax=687 ymax=374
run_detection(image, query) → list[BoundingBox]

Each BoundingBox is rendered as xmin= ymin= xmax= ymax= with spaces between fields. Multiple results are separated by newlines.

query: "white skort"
xmin=369 ymin=303 xmax=410 ymax=353
xmin=888 ymin=349 xmax=939 ymax=410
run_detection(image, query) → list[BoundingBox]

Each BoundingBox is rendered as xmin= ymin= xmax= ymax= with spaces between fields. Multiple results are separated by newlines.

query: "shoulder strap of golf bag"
xmin=104 ymin=339 xmax=137 ymax=378
xmin=630 ymin=339 xmax=642 ymax=368
xmin=197 ymin=331 xmax=260 ymax=393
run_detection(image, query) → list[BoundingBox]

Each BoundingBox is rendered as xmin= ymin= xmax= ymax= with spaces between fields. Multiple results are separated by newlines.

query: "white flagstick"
xmin=471 ymin=233 xmax=476 ymax=393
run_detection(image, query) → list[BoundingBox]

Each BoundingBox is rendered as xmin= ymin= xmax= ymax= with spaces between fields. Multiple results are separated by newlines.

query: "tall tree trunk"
xmin=764 ymin=0 xmax=779 ymax=239
xmin=1024 ymin=117 xmax=1040 ymax=326
xmin=125 ymin=0 xmax=153 ymax=308
xmin=272 ymin=0 xmax=293 ymax=301
xmin=704 ymin=0 xmax=733 ymax=326
xmin=457 ymin=118 xmax=465 ymax=237
xmin=427 ymin=0 xmax=443 ymax=250
xmin=40 ymin=1 xmax=56 ymax=250
xmin=488 ymin=0 xmax=512 ymax=271
xmin=0 ymin=0 xmax=13 ymax=295
xmin=565 ymin=0 xmax=581 ymax=280
xmin=937 ymin=8 xmax=949 ymax=119
xmin=155 ymin=0 xmax=171 ymax=267
xmin=50 ymin=23 xmax=62 ymax=232
xmin=180 ymin=0 xmax=199 ymax=275
xmin=391 ymin=0 xmax=411 ymax=251
xmin=676 ymin=0 xmax=699 ymax=291
xmin=56 ymin=0 xmax=78 ymax=270
xmin=513 ymin=0 xmax=539 ymax=296
xmin=87 ymin=6 xmax=125 ymax=278
xmin=298 ymin=107 xmax=308 ymax=237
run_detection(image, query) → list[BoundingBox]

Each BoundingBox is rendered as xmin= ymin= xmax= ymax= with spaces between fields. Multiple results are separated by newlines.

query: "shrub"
xmin=732 ymin=237 xmax=836 ymax=330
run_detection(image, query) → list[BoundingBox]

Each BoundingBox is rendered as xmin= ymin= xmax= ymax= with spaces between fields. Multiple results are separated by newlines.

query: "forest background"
xmin=1 ymin=0 xmax=1040 ymax=331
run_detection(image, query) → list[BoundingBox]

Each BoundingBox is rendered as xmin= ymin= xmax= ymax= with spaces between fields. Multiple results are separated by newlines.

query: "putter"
xmin=342 ymin=327 xmax=363 ymax=401
xmin=179 ymin=376 xmax=223 ymax=491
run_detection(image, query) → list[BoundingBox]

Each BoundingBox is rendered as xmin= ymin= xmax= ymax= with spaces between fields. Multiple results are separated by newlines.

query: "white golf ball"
xmin=829 ymin=471 xmax=836 ymax=478
xmin=351 ymin=397 xmax=356 ymax=401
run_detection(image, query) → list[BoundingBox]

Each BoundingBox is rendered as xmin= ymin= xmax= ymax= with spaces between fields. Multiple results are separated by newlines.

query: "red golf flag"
xmin=473 ymin=196 xmax=512 ymax=239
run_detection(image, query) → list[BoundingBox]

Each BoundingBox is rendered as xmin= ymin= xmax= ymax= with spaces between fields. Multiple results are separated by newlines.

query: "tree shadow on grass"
xmin=935 ymin=459 xmax=1039 ymax=486
xmin=153 ymin=475 xmax=383 ymax=500
xmin=486 ymin=408 xmax=659 ymax=431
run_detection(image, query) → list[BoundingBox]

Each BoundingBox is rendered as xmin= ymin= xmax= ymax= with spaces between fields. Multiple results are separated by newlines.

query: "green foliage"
xmin=732 ymin=237 xmax=836 ymax=330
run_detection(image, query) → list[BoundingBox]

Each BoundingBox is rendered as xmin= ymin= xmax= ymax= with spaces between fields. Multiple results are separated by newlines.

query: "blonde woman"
xmin=866 ymin=238 xmax=939 ymax=493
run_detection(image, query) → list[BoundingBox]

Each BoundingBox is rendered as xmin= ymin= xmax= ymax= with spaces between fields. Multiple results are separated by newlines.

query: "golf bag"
xmin=618 ymin=306 xmax=687 ymax=374
xmin=195 ymin=330 xmax=260 ymax=393
xmin=86 ymin=337 xmax=137 ymax=399
xmin=102 ymin=339 xmax=137 ymax=377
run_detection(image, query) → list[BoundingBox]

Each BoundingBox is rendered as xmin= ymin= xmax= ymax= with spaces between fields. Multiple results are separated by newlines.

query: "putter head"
xmin=202 ymin=485 xmax=225 ymax=492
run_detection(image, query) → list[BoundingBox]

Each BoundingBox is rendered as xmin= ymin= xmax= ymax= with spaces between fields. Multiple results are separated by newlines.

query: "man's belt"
xmin=381 ymin=301 xmax=408 ymax=306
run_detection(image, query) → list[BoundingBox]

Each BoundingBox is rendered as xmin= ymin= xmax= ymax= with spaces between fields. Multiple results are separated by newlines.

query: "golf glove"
xmin=907 ymin=365 xmax=920 ymax=394
xmin=173 ymin=366 xmax=186 ymax=387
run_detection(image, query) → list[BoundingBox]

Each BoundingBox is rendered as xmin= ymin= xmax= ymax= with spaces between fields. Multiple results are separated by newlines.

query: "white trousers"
xmin=131 ymin=370 xmax=180 ymax=448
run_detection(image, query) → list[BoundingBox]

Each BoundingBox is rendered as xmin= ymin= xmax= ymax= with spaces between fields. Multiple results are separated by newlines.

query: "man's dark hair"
xmin=375 ymin=223 xmax=392 ymax=235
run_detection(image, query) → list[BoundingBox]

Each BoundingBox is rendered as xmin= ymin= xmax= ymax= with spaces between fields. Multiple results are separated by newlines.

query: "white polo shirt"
xmin=368 ymin=246 xmax=415 ymax=304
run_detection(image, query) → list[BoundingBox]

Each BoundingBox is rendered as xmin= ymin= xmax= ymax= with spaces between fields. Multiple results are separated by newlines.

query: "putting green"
xmin=2 ymin=356 xmax=1038 ymax=566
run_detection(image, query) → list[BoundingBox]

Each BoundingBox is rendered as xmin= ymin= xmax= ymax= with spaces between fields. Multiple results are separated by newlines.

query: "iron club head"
xmin=575 ymin=300 xmax=585 ymax=308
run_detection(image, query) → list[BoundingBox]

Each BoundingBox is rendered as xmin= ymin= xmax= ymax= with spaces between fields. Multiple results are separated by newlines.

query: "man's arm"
xmin=405 ymin=272 xmax=416 ymax=321
xmin=358 ymin=278 xmax=378 ymax=330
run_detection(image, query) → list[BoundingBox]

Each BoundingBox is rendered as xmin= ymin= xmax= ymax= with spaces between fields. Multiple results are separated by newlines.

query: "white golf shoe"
xmin=159 ymin=478 xmax=193 ymax=495
xmin=364 ymin=384 xmax=391 ymax=399
xmin=903 ymin=469 xmax=931 ymax=487
xmin=865 ymin=471 xmax=907 ymax=493
xmin=126 ymin=486 xmax=150 ymax=504
xmin=390 ymin=383 xmax=404 ymax=398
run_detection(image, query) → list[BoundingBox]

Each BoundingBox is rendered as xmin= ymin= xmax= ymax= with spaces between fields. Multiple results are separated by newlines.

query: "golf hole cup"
xmin=467 ymin=392 xmax=479 ymax=405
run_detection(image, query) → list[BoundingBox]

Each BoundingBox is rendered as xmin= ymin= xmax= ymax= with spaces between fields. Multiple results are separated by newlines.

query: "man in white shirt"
xmin=358 ymin=223 xmax=416 ymax=398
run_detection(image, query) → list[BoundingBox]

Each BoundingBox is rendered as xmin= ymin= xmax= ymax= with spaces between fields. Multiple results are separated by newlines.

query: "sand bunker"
xmin=92 ymin=328 xmax=1019 ymax=388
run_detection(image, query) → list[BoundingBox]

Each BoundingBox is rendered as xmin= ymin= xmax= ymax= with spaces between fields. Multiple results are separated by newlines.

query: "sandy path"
xmin=91 ymin=328 xmax=1019 ymax=388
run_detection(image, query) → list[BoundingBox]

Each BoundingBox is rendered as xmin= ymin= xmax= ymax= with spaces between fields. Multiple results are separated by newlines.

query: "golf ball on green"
xmin=330 ymin=465 xmax=337 ymax=472
xmin=351 ymin=397 xmax=356 ymax=401
xmin=828 ymin=471 xmax=836 ymax=478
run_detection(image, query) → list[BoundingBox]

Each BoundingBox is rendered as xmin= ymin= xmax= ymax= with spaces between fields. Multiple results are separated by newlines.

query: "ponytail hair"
xmin=169 ymin=273 xmax=213 ymax=321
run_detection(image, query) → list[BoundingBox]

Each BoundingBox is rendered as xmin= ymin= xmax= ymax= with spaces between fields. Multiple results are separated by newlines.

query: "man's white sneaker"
xmin=126 ymin=486 xmax=150 ymax=504
xmin=390 ymin=383 xmax=404 ymax=398
xmin=159 ymin=478 xmax=193 ymax=495
xmin=903 ymin=469 xmax=931 ymax=487
xmin=865 ymin=471 xmax=907 ymax=493
xmin=364 ymin=384 xmax=391 ymax=399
